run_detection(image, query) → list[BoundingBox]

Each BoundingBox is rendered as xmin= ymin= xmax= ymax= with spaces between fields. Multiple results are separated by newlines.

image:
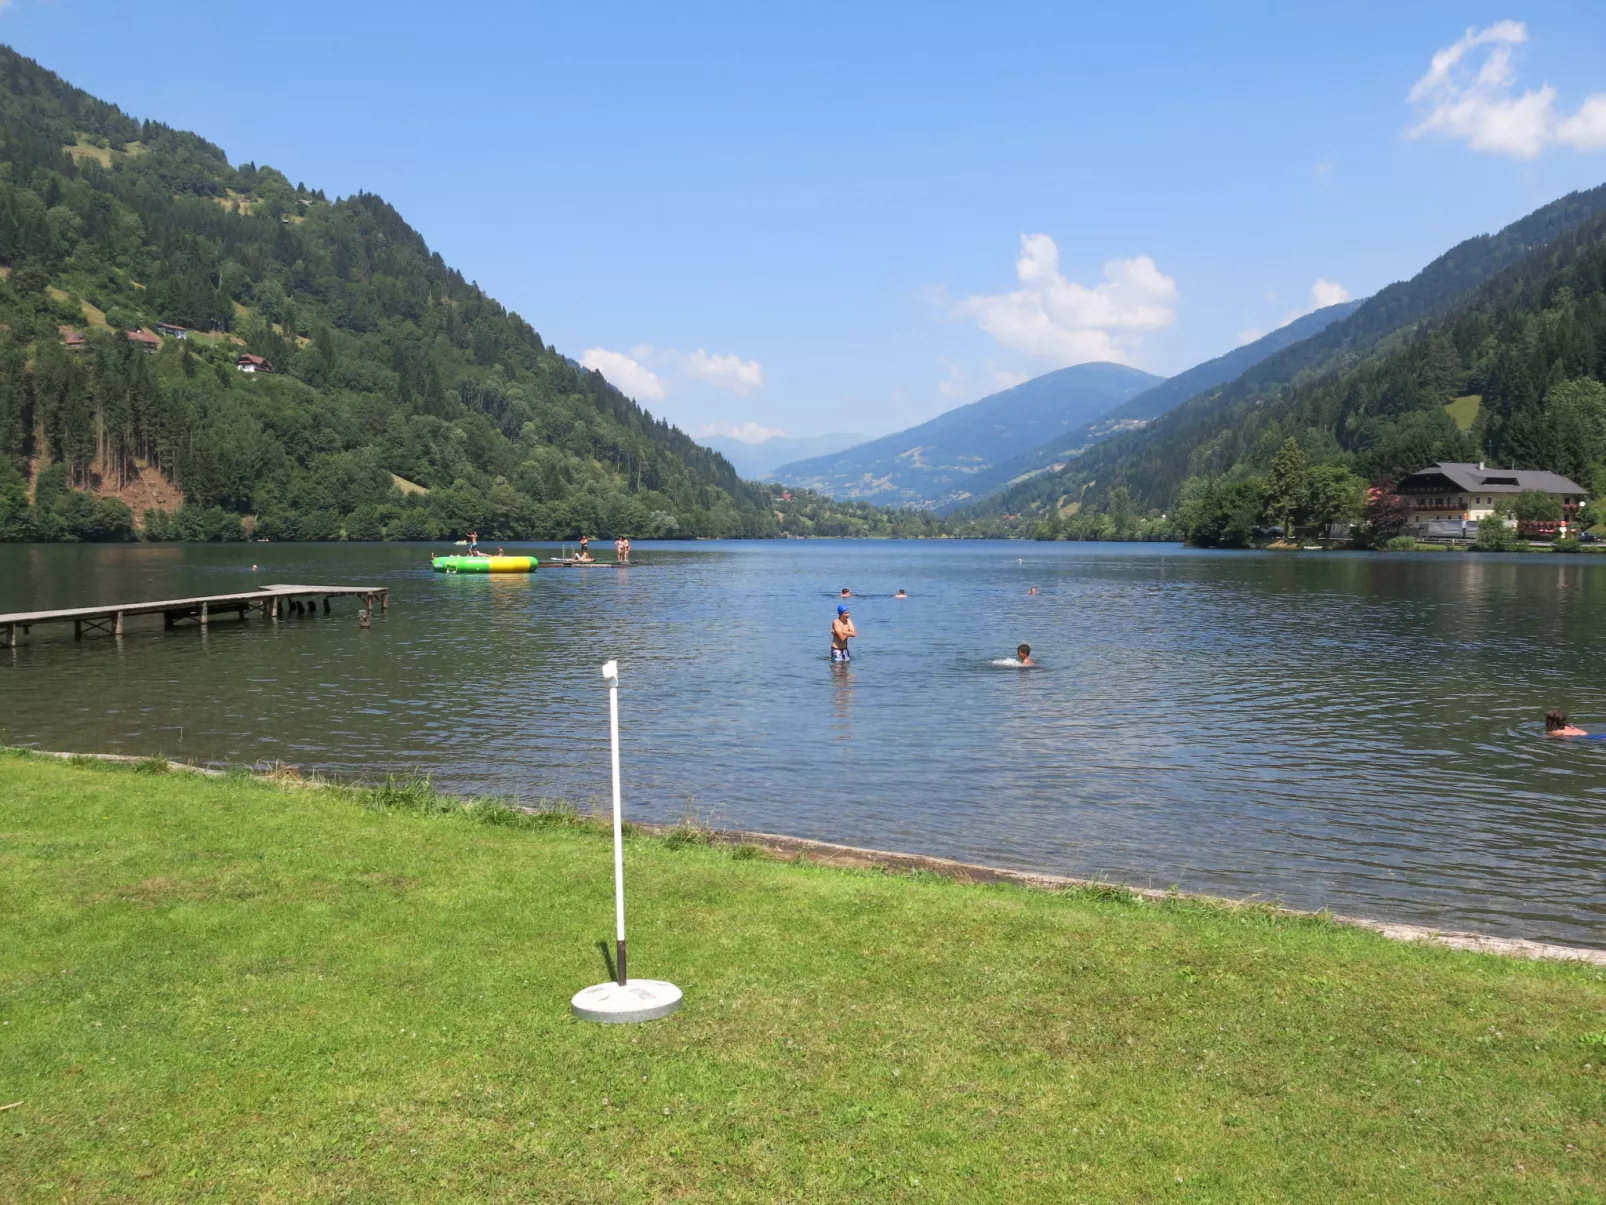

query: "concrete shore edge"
xmin=18 ymin=748 xmax=1606 ymax=969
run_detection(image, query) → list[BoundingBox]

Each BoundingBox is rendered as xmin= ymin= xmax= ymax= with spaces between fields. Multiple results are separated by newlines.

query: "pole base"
xmin=571 ymin=979 xmax=683 ymax=1024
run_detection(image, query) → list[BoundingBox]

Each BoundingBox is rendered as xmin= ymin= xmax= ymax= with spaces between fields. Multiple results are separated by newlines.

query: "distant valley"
xmin=694 ymin=431 xmax=866 ymax=481
xmin=766 ymin=303 xmax=1364 ymax=514
xmin=770 ymin=361 xmax=1159 ymax=510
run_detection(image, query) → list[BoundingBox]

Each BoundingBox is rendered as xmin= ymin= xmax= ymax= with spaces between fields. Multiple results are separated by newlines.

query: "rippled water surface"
xmin=3 ymin=540 xmax=1605 ymax=946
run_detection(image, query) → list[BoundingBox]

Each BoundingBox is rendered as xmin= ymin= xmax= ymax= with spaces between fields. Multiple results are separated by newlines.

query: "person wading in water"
xmin=831 ymin=605 xmax=856 ymax=663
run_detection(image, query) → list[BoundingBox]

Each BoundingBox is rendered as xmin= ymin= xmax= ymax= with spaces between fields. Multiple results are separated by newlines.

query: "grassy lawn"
xmin=1 ymin=753 xmax=1602 ymax=1203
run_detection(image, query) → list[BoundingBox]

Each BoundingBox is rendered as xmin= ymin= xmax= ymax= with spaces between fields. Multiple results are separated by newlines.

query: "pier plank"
xmin=0 ymin=585 xmax=386 ymax=647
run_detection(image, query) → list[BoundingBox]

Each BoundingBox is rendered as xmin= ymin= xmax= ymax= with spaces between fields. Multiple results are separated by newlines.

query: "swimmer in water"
xmin=1016 ymin=643 xmax=1034 ymax=667
xmin=840 ymin=587 xmax=852 ymax=598
xmin=1029 ymin=586 xmax=1037 ymax=595
xmin=831 ymin=605 xmax=856 ymax=662
xmin=895 ymin=589 xmax=907 ymax=599
xmin=1545 ymin=709 xmax=1587 ymax=737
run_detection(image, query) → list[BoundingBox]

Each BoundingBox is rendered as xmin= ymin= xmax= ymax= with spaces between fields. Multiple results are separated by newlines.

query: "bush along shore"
xmin=2 ymin=750 xmax=1604 ymax=1202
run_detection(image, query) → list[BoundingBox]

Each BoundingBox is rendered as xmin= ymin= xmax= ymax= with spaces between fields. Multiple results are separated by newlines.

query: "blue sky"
xmin=7 ymin=1 xmax=1606 ymax=443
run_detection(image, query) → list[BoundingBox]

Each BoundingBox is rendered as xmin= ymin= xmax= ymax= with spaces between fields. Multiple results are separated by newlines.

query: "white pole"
xmin=570 ymin=659 xmax=680 ymax=1023
xmin=603 ymin=659 xmax=627 ymax=985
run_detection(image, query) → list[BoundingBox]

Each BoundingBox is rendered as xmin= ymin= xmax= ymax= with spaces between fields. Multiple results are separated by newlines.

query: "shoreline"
xmin=21 ymin=747 xmax=1606 ymax=968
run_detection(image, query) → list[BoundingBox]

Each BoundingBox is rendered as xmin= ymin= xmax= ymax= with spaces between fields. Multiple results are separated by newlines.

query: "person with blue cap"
xmin=830 ymin=604 xmax=856 ymax=663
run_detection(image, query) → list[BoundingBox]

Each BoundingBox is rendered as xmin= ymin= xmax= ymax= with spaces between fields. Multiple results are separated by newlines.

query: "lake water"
xmin=3 ymin=540 xmax=1604 ymax=947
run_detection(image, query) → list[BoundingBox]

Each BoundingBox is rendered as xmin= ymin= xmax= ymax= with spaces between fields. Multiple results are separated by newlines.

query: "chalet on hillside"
xmin=125 ymin=328 xmax=160 ymax=353
xmin=155 ymin=322 xmax=189 ymax=339
xmin=235 ymin=353 xmax=272 ymax=374
xmin=1396 ymin=462 xmax=1588 ymax=523
xmin=59 ymin=325 xmax=86 ymax=351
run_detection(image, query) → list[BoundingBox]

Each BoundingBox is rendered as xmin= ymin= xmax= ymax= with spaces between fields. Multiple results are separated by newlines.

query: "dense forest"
xmin=0 ymin=47 xmax=785 ymax=542
xmin=961 ymin=184 xmax=1606 ymax=537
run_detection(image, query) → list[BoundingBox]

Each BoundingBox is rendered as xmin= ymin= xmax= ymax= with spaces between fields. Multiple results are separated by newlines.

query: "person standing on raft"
xmin=831 ymin=605 xmax=856 ymax=663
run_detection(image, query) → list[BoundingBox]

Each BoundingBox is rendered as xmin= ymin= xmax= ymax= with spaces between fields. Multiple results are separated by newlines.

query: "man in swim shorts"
xmin=1545 ymin=709 xmax=1587 ymax=737
xmin=831 ymin=605 xmax=856 ymax=662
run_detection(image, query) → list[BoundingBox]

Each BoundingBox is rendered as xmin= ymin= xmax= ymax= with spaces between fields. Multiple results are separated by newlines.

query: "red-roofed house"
xmin=235 ymin=353 xmax=273 ymax=374
xmin=126 ymin=328 xmax=160 ymax=353
xmin=59 ymin=325 xmax=86 ymax=351
xmin=155 ymin=322 xmax=189 ymax=339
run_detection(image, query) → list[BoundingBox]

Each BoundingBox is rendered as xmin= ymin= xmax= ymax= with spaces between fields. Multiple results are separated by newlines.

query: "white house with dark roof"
xmin=1396 ymin=462 xmax=1588 ymax=523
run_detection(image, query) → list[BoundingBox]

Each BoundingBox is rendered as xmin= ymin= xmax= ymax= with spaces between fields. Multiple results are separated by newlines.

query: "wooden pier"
xmin=0 ymin=584 xmax=387 ymax=648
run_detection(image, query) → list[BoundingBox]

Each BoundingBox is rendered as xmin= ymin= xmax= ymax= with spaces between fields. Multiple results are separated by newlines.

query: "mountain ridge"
xmin=0 ymin=44 xmax=777 ymax=542
xmin=930 ymin=302 xmax=1364 ymax=514
xmin=960 ymin=182 xmax=1606 ymax=522
xmin=772 ymin=361 xmax=1160 ymax=510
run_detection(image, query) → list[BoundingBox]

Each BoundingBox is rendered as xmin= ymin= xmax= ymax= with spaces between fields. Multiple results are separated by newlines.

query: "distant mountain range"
xmin=956 ymin=180 xmax=1606 ymax=525
xmin=940 ymin=302 xmax=1362 ymax=513
xmin=695 ymin=431 xmax=866 ymax=480
xmin=771 ymin=361 xmax=1160 ymax=509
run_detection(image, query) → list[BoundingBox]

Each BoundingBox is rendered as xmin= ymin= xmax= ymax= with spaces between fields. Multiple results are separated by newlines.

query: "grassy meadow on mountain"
xmin=0 ymin=47 xmax=780 ymax=543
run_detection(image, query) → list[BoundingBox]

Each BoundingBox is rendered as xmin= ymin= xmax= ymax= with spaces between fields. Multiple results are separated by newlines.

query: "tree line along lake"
xmin=2 ymin=539 xmax=1603 ymax=948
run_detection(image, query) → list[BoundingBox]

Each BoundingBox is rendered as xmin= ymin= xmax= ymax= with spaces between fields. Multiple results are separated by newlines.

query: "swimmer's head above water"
xmin=840 ymin=587 xmax=851 ymax=597
xmin=895 ymin=589 xmax=907 ymax=599
xmin=1546 ymin=709 xmax=1587 ymax=736
xmin=1017 ymin=643 xmax=1033 ymax=666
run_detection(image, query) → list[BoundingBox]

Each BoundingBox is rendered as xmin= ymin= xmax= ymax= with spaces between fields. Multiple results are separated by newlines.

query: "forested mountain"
xmin=0 ymin=46 xmax=779 ymax=542
xmin=938 ymin=301 xmax=1361 ymax=514
xmin=963 ymin=183 xmax=1606 ymax=524
xmin=772 ymin=361 xmax=1159 ymax=510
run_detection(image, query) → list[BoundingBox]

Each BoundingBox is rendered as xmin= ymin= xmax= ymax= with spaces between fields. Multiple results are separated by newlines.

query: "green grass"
xmin=1445 ymin=394 xmax=1482 ymax=432
xmin=1 ymin=753 xmax=1602 ymax=1203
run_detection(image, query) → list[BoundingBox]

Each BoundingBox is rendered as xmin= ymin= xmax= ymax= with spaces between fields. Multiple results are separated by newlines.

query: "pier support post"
xmin=380 ymin=590 xmax=389 ymax=613
xmin=3 ymin=623 xmax=12 ymax=648
xmin=200 ymin=602 xmax=209 ymax=627
xmin=114 ymin=612 xmax=123 ymax=637
xmin=74 ymin=619 xmax=82 ymax=640
xmin=323 ymin=596 xmax=330 ymax=615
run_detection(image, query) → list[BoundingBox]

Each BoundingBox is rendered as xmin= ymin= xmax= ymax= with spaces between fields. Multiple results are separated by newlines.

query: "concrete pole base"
xmin=571 ymin=979 xmax=682 ymax=1024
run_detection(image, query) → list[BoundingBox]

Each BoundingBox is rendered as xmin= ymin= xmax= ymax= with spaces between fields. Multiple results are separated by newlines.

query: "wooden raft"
xmin=0 ymin=584 xmax=388 ymax=648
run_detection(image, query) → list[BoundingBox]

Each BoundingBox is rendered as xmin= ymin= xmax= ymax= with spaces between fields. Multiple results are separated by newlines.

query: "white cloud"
xmin=1310 ymin=278 xmax=1351 ymax=309
xmin=580 ymin=347 xmax=666 ymax=401
xmin=1407 ymin=22 xmax=1606 ymax=158
xmin=1276 ymin=278 xmax=1351 ymax=327
xmin=990 ymin=367 xmax=1030 ymax=390
xmin=674 ymin=348 xmax=764 ymax=394
xmin=581 ymin=343 xmax=764 ymax=400
xmin=1236 ymin=328 xmax=1266 ymax=346
xmin=694 ymin=421 xmax=787 ymax=444
xmin=956 ymin=234 xmax=1177 ymax=367
xmin=937 ymin=360 xmax=966 ymax=399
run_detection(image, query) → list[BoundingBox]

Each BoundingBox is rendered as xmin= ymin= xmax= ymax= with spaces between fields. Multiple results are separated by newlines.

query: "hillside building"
xmin=155 ymin=322 xmax=189 ymax=339
xmin=1397 ymin=462 xmax=1587 ymax=523
xmin=235 ymin=353 xmax=272 ymax=374
xmin=125 ymin=328 xmax=160 ymax=353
